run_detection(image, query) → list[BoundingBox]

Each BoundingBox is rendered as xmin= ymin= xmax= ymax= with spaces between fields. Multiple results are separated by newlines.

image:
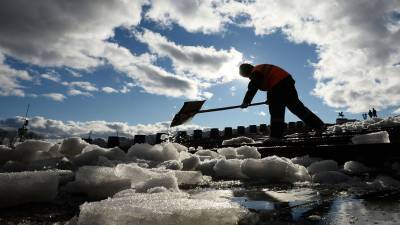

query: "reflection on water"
xmin=189 ymin=185 xmax=400 ymax=225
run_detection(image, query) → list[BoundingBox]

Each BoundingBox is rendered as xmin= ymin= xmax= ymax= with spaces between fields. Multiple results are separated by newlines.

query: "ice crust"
xmin=351 ymin=131 xmax=390 ymax=144
xmin=77 ymin=192 xmax=248 ymax=225
xmin=222 ymin=136 xmax=255 ymax=145
xmin=0 ymin=171 xmax=59 ymax=208
xmin=127 ymin=143 xmax=186 ymax=162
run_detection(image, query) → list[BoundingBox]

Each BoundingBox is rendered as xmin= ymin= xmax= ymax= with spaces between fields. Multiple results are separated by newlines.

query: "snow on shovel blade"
xmin=170 ymin=100 xmax=205 ymax=127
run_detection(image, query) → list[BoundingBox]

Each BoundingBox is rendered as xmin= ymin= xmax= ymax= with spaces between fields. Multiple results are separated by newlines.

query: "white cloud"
xmin=41 ymin=73 xmax=61 ymax=83
xmin=42 ymin=93 xmax=66 ymax=102
xmin=64 ymin=81 xmax=98 ymax=92
xmin=219 ymin=0 xmax=400 ymax=113
xmin=135 ymin=29 xmax=243 ymax=83
xmin=257 ymin=111 xmax=266 ymax=117
xmin=67 ymin=89 xmax=92 ymax=97
xmin=0 ymin=53 xmax=32 ymax=97
xmin=102 ymin=86 xmax=119 ymax=94
xmin=230 ymin=86 xmax=236 ymax=96
xmin=393 ymin=108 xmax=400 ymax=115
xmin=0 ymin=0 xmax=146 ymax=69
xmin=146 ymin=0 xmax=227 ymax=33
xmin=0 ymin=116 xmax=204 ymax=139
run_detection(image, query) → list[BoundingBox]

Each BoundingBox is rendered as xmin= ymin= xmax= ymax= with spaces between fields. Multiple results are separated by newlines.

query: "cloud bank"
xmin=0 ymin=116 xmax=204 ymax=139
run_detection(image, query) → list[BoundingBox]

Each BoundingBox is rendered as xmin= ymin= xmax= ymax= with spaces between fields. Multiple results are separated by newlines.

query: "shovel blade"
xmin=170 ymin=100 xmax=205 ymax=127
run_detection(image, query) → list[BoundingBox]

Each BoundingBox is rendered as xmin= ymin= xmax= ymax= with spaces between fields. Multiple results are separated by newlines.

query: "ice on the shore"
xmin=196 ymin=159 xmax=218 ymax=176
xmin=344 ymin=161 xmax=369 ymax=175
xmin=77 ymin=192 xmax=249 ymax=225
xmin=59 ymin=137 xmax=90 ymax=157
xmin=0 ymin=171 xmax=59 ymax=208
xmin=351 ymin=131 xmax=390 ymax=144
xmin=222 ymin=136 xmax=255 ymax=145
xmin=307 ymin=160 xmax=338 ymax=175
xmin=241 ymin=156 xmax=311 ymax=183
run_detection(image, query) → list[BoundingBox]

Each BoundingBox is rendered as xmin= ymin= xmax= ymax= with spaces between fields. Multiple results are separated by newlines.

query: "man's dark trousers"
xmin=267 ymin=76 xmax=324 ymax=138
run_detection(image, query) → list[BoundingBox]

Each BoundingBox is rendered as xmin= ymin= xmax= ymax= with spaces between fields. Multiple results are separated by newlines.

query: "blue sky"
xmin=0 ymin=0 xmax=399 ymax=138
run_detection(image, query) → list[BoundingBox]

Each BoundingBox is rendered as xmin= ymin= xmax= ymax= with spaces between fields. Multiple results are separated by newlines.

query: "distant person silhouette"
xmin=368 ymin=109 xmax=373 ymax=119
xmin=372 ymin=108 xmax=377 ymax=118
xmin=362 ymin=113 xmax=367 ymax=120
xmin=239 ymin=63 xmax=325 ymax=142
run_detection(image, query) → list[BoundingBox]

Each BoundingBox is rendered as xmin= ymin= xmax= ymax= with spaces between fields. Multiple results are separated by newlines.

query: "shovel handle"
xmin=198 ymin=101 xmax=267 ymax=113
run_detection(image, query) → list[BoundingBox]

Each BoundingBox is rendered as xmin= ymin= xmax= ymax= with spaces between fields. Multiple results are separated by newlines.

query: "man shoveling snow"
xmin=239 ymin=63 xmax=325 ymax=143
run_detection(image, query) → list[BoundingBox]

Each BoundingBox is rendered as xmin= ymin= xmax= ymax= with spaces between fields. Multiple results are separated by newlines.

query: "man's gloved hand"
xmin=240 ymin=103 xmax=250 ymax=109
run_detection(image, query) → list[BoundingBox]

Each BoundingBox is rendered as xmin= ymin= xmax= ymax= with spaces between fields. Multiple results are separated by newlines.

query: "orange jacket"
xmin=251 ymin=64 xmax=289 ymax=91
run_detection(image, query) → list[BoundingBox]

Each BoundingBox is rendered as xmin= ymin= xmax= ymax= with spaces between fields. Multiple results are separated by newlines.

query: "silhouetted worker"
xmin=239 ymin=63 xmax=325 ymax=142
xmin=372 ymin=108 xmax=377 ymax=118
xmin=368 ymin=109 xmax=373 ymax=119
xmin=362 ymin=113 xmax=367 ymax=120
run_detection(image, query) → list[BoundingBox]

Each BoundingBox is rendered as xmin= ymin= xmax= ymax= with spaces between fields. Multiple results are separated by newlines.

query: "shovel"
xmin=170 ymin=100 xmax=268 ymax=127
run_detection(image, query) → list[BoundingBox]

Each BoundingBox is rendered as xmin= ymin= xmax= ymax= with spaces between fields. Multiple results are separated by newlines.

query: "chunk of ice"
xmin=65 ymin=166 xmax=130 ymax=199
xmin=195 ymin=150 xmax=220 ymax=159
xmin=127 ymin=143 xmax=180 ymax=162
xmin=241 ymin=156 xmax=311 ymax=183
xmin=291 ymin=155 xmax=320 ymax=167
xmin=307 ymin=160 xmax=338 ymax=175
xmin=135 ymin=173 xmax=179 ymax=193
xmin=157 ymin=160 xmax=183 ymax=170
xmin=181 ymin=155 xmax=200 ymax=170
xmin=236 ymin=146 xmax=261 ymax=159
xmin=77 ymin=192 xmax=248 ymax=225
xmin=222 ymin=136 xmax=255 ymax=145
xmin=59 ymin=137 xmax=90 ymax=157
xmin=312 ymin=171 xmax=351 ymax=184
xmin=214 ymin=159 xmax=247 ymax=179
xmin=351 ymin=131 xmax=390 ymax=144
xmin=344 ymin=161 xmax=369 ymax=175
xmin=0 ymin=171 xmax=59 ymax=208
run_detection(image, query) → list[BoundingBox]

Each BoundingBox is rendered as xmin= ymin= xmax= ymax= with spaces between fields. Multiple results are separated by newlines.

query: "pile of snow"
xmin=77 ymin=191 xmax=249 ymax=225
xmin=217 ymin=146 xmax=261 ymax=159
xmin=222 ymin=136 xmax=255 ymax=145
xmin=0 ymin=171 xmax=60 ymax=208
xmin=351 ymin=131 xmax=390 ymax=144
xmin=195 ymin=149 xmax=222 ymax=160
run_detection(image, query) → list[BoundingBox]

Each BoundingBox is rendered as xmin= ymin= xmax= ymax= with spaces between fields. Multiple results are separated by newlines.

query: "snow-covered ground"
xmin=1 ymin=132 xmax=400 ymax=224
